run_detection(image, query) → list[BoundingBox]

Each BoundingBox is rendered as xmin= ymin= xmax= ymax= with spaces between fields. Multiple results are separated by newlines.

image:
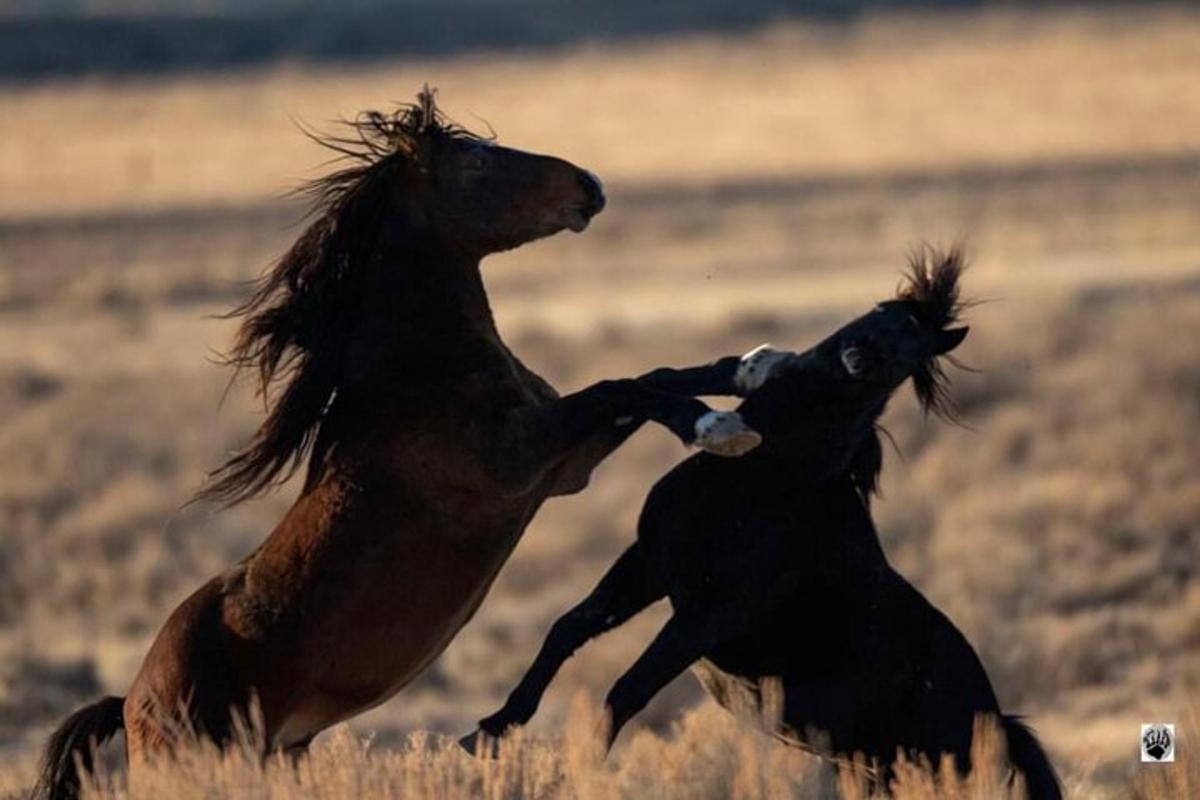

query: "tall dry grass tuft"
xmin=883 ymin=716 xmax=1020 ymax=800
xmin=65 ymin=690 xmax=1100 ymax=800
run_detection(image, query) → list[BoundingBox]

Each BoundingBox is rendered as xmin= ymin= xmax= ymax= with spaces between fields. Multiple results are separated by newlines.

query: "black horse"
xmin=463 ymin=251 xmax=1063 ymax=800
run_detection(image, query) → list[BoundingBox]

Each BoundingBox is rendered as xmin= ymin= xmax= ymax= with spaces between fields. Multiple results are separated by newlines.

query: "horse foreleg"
xmin=546 ymin=347 xmax=798 ymax=495
xmin=601 ymin=609 xmax=734 ymax=750
xmin=638 ymin=345 xmax=798 ymax=398
xmin=549 ymin=347 xmax=801 ymax=494
xmin=490 ymin=379 xmax=759 ymax=496
xmin=544 ymin=421 xmax=644 ymax=496
xmin=461 ymin=543 xmax=663 ymax=754
xmin=601 ymin=561 xmax=810 ymax=751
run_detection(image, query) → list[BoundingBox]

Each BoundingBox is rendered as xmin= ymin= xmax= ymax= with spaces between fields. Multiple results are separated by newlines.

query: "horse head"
xmin=733 ymin=248 xmax=970 ymax=498
xmin=198 ymin=88 xmax=606 ymax=505
xmin=814 ymin=246 xmax=969 ymax=420
xmin=328 ymin=87 xmax=605 ymax=257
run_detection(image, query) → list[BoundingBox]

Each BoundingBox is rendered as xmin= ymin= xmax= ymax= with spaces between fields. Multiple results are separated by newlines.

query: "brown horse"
xmin=34 ymin=89 xmax=762 ymax=799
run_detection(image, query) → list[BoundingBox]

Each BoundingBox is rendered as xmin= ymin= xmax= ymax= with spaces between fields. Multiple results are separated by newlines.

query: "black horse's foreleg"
xmin=637 ymin=357 xmax=742 ymax=397
xmin=638 ymin=345 xmax=799 ymax=398
xmin=600 ymin=562 xmax=810 ymax=749
xmin=467 ymin=544 xmax=663 ymax=746
xmin=281 ymin=734 xmax=315 ymax=766
xmin=601 ymin=610 xmax=732 ymax=749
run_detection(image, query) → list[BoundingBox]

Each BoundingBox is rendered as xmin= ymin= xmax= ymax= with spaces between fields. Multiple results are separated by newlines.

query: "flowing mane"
xmin=897 ymin=245 xmax=969 ymax=421
xmin=198 ymin=89 xmax=486 ymax=506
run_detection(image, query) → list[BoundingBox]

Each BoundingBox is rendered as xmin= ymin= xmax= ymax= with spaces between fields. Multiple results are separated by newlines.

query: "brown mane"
xmin=198 ymin=89 xmax=485 ymax=506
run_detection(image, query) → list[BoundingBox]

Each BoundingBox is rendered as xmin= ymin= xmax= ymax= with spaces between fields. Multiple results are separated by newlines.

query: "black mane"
xmin=898 ymin=245 xmax=968 ymax=421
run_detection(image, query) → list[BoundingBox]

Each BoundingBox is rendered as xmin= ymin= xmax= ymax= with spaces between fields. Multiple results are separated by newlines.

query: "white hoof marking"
xmin=694 ymin=411 xmax=762 ymax=457
xmin=735 ymin=344 xmax=794 ymax=393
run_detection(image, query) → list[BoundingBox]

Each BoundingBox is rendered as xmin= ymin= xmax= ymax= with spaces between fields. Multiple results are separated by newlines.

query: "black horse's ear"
xmin=935 ymin=326 xmax=969 ymax=354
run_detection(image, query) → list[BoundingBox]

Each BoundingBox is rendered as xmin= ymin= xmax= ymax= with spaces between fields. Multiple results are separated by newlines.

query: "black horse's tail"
xmin=33 ymin=696 xmax=126 ymax=800
xmin=1003 ymin=715 xmax=1063 ymax=800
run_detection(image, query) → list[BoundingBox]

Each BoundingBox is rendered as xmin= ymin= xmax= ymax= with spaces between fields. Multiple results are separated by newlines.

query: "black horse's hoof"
xmin=458 ymin=729 xmax=501 ymax=759
xmin=694 ymin=411 xmax=762 ymax=457
xmin=735 ymin=344 xmax=794 ymax=393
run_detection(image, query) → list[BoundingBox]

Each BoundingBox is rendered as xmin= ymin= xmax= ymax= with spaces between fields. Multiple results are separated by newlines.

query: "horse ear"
xmin=935 ymin=326 xmax=969 ymax=354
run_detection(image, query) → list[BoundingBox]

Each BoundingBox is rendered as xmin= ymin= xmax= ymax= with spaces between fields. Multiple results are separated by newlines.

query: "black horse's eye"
xmin=907 ymin=314 xmax=921 ymax=329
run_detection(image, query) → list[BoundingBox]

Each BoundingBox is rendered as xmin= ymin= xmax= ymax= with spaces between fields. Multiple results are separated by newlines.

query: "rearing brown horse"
xmin=35 ymin=89 xmax=761 ymax=799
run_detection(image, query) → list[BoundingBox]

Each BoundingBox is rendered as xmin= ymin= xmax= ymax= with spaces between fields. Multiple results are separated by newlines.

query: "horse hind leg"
xmin=123 ymin=578 xmax=255 ymax=773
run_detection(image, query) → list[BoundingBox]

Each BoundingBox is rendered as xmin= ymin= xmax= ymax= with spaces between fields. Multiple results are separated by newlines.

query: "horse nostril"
xmin=577 ymin=170 xmax=606 ymax=215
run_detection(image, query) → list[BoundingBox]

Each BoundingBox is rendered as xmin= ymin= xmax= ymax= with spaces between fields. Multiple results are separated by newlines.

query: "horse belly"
xmin=264 ymin=564 xmax=497 ymax=748
xmin=692 ymin=657 xmax=866 ymax=758
xmin=304 ymin=527 xmax=514 ymax=713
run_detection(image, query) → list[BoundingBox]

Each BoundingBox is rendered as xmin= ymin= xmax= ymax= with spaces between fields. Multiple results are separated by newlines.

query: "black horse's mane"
xmin=898 ymin=245 xmax=968 ymax=422
xmin=198 ymin=89 xmax=485 ymax=506
xmin=851 ymin=246 xmax=969 ymax=503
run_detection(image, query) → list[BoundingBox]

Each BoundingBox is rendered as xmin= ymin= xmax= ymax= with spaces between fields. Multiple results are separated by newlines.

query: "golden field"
xmin=0 ymin=5 xmax=1198 ymax=797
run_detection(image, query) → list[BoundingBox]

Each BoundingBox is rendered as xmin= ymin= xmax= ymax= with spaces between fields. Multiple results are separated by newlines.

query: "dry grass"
xmin=1 ymin=4 xmax=1198 ymax=799
xmin=0 ymin=698 xmax=1194 ymax=799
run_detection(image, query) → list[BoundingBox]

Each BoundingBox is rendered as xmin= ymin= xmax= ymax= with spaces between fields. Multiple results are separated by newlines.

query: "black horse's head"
xmin=744 ymin=248 xmax=970 ymax=498
xmin=815 ymin=248 xmax=969 ymax=419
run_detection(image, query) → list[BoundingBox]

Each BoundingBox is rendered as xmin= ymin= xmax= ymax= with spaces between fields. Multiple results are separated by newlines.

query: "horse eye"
xmin=907 ymin=314 xmax=920 ymax=328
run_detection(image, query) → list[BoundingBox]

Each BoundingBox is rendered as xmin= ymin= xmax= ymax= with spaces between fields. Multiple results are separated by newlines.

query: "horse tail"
xmin=1003 ymin=715 xmax=1063 ymax=800
xmin=33 ymin=696 xmax=126 ymax=800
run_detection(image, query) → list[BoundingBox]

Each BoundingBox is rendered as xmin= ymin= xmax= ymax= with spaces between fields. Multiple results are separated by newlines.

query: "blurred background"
xmin=0 ymin=1 xmax=1197 ymax=796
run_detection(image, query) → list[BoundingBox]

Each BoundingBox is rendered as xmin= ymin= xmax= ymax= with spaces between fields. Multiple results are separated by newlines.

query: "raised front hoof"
xmin=693 ymin=411 xmax=762 ymax=457
xmin=735 ymin=343 xmax=792 ymax=394
xmin=458 ymin=728 xmax=501 ymax=759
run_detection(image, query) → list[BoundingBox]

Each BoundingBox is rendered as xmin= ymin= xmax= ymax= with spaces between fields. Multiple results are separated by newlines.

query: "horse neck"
xmin=362 ymin=229 xmax=506 ymax=369
xmin=298 ymin=232 xmax=509 ymax=488
xmin=749 ymin=371 xmax=887 ymax=478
